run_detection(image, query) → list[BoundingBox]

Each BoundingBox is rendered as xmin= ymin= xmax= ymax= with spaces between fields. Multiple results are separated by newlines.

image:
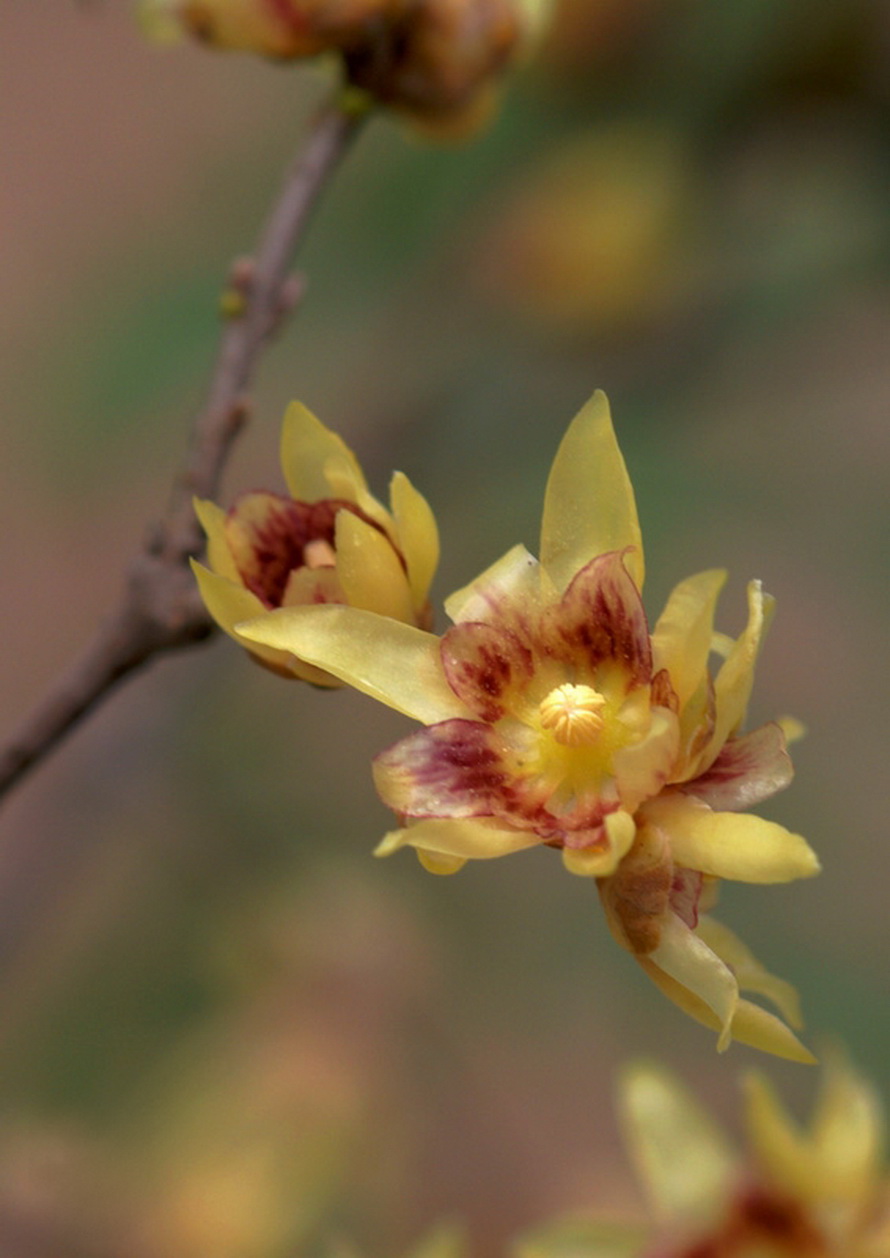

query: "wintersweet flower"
xmin=192 ymin=401 xmax=438 ymax=685
xmin=515 ymin=1055 xmax=890 ymax=1257
xmin=237 ymin=392 xmax=819 ymax=1058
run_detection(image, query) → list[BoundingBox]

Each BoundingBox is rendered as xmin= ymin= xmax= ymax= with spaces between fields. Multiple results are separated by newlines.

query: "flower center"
xmin=538 ymin=683 xmax=607 ymax=747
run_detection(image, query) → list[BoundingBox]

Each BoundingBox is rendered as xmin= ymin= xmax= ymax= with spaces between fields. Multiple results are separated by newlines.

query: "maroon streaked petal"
xmin=669 ymin=867 xmax=703 ymax=930
xmin=440 ymin=622 xmax=534 ymax=722
xmin=373 ymin=719 xmax=526 ymax=821
xmin=546 ymin=551 xmax=652 ymax=686
xmin=680 ymin=722 xmax=793 ymax=811
xmin=650 ymin=667 xmax=679 ymax=713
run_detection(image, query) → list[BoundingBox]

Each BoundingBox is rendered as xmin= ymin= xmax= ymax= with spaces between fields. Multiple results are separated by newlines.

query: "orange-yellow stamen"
xmin=539 ymin=683 xmax=607 ymax=746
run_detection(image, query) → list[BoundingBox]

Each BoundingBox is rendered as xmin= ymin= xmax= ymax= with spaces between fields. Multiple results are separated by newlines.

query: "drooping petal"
xmin=279 ymin=400 xmax=368 ymax=503
xmin=375 ymin=816 xmax=541 ymax=863
xmin=440 ymin=621 xmax=535 ymax=723
xmin=651 ymin=569 xmax=727 ymax=709
xmin=194 ymin=497 xmax=241 ymax=582
xmin=619 ymin=1062 xmax=736 ymax=1227
xmin=334 ymin=509 xmax=415 ymax=622
xmin=539 ymin=391 xmax=644 ymax=593
xmin=389 ymin=470 xmax=439 ymax=608
xmin=696 ymin=915 xmax=802 ymax=1029
xmin=548 ymin=552 xmax=652 ymax=686
xmin=680 ymin=722 xmax=794 ymax=811
xmin=642 ymin=793 xmax=820 ymax=884
xmin=236 ymin=604 xmax=470 ymax=722
xmin=647 ymin=912 xmax=740 ymax=1050
xmin=597 ymin=822 xmax=672 ymax=956
xmin=637 ymin=957 xmax=817 ymax=1063
xmin=373 ymin=719 xmax=524 ymax=820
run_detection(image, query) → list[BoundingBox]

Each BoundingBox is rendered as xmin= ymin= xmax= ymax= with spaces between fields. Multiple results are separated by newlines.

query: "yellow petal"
xmin=236 ymin=604 xmax=469 ymax=723
xmin=651 ymin=569 xmax=727 ymax=709
xmin=648 ymin=912 xmax=739 ymax=1049
xmin=375 ymin=817 xmax=541 ymax=862
xmin=444 ymin=543 xmax=551 ymax=625
xmin=642 ymin=794 xmax=820 ymax=883
xmin=390 ymin=470 xmax=440 ymax=608
xmin=702 ymin=579 xmax=774 ymax=770
xmin=279 ymin=401 xmax=368 ymax=503
xmin=619 ymin=1061 xmax=736 ymax=1226
xmin=540 ymin=392 xmax=644 ymax=594
xmin=194 ymin=497 xmax=241 ymax=583
xmin=334 ymin=510 xmax=415 ymax=622
xmin=696 ymin=915 xmax=803 ymax=1028
xmin=638 ymin=957 xmax=816 ymax=1063
xmin=192 ymin=558 xmax=272 ymax=653
xmin=561 ymin=810 xmax=636 ymax=877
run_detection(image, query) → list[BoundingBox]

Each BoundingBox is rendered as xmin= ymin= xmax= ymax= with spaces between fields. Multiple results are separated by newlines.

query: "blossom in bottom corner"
xmin=237 ymin=391 xmax=819 ymax=1058
xmin=514 ymin=1053 xmax=890 ymax=1258
xmin=191 ymin=400 xmax=438 ymax=685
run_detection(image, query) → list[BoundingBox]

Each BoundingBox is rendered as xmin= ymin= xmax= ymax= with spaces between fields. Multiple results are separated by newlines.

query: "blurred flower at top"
xmin=515 ymin=1052 xmax=890 ymax=1257
xmin=192 ymin=400 xmax=438 ymax=685
xmin=238 ymin=392 xmax=820 ymax=1059
xmin=139 ymin=0 xmax=552 ymax=135
xmin=474 ymin=122 xmax=700 ymax=336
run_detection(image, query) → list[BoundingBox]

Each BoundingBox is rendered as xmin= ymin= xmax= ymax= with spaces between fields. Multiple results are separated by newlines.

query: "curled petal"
xmin=681 ymin=722 xmax=793 ymax=811
xmin=237 ymin=604 xmax=469 ymax=722
xmin=440 ymin=621 xmax=535 ymax=723
xmin=390 ymin=470 xmax=439 ymax=608
xmin=619 ymin=1062 xmax=736 ymax=1227
xmin=637 ymin=956 xmax=816 ymax=1063
xmin=375 ymin=816 xmax=541 ymax=863
xmin=373 ymin=719 xmax=533 ymax=820
xmin=598 ymin=822 xmax=672 ymax=956
xmin=334 ymin=509 xmax=415 ymax=622
xmin=279 ymin=400 xmax=367 ymax=504
xmin=561 ymin=810 xmax=636 ymax=878
xmin=696 ymin=916 xmax=802 ymax=1029
xmin=548 ymin=552 xmax=652 ymax=686
xmin=642 ymin=793 xmax=820 ymax=884
xmin=651 ymin=568 xmax=727 ymax=709
xmin=540 ymin=391 xmax=644 ymax=593
xmin=647 ymin=911 xmax=740 ymax=1050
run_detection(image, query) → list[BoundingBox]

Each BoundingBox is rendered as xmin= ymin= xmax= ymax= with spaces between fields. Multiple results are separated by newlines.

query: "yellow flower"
xmin=238 ymin=392 xmax=819 ymax=1057
xmin=192 ymin=401 xmax=438 ymax=685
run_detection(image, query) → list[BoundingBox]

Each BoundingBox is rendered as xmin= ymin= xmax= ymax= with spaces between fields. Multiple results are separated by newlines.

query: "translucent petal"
xmin=279 ymin=400 xmax=368 ymax=502
xmin=390 ymin=470 xmax=439 ymax=607
xmin=648 ymin=912 xmax=739 ymax=1049
xmin=651 ymin=569 xmax=727 ymax=709
xmin=682 ymin=722 xmax=793 ymax=811
xmin=697 ymin=915 xmax=802 ymax=1028
xmin=619 ymin=1061 xmax=736 ymax=1226
xmin=550 ymin=552 xmax=651 ymax=686
xmin=334 ymin=510 xmax=415 ymax=622
xmin=700 ymin=580 xmax=775 ymax=771
xmin=375 ymin=816 xmax=540 ymax=862
xmin=444 ymin=544 xmax=548 ymax=627
xmin=194 ymin=497 xmax=241 ymax=582
xmin=373 ymin=720 xmax=517 ymax=820
xmin=642 ymin=794 xmax=820 ymax=883
xmin=192 ymin=559 xmax=270 ymax=652
xmin=236 ymin=605 xmax=469 ymax=722
xmin=540 ymin=392 xmax=644 ymax=594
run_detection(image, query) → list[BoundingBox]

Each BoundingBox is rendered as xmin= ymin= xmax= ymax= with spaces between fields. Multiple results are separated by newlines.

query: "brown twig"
xmin=0 ymin=92 xmax=369 ymax=803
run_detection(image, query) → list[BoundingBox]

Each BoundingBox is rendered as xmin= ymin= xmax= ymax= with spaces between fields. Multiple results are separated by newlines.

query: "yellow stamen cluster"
xmin=539 ymin=683 xmax=607 ymax=746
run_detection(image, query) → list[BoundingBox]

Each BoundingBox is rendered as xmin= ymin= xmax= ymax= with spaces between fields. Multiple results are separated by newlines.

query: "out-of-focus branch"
xmin=0 ymin=93 xmax=369 ymax=803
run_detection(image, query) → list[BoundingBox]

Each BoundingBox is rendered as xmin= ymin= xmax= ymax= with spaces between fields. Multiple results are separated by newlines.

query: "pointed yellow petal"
xmin=697 ymin=915 xmax=803 ymax=1028
xmin=192 ymin=557 xmax=269 ymax=647
xmin=637 ymin=957 xmax=816 ymax=1062
xmin=375 ymin=817 xmax=540 ymax=862
xmin=390 ymin=470 xmax=439 ymax=607
xmin=335 ymin=510 xmax=415 ymax=622
xmin=540 ymin=392 xmax=644 ymax=594
xmin=194 ymin=497 xmax=241 ymax=583
xmin=648 ymin=912 xmax=739 ymax=1049
xmin=619 ymin=1061 xmax=736 ymax=1226
xmin=642 ymin=794 xmax=820 ymax=883
xmin=701 ymin=580 xmax=774 ymax=769
xmin=236 ymin=604 xmax=469 ymax=722
xmin=279 ymin=401 xmax=368 ymax=502
xmin=651 ymin=569 xmax=728 ymax=709
xmin=444 ymin=544 xmax=552 ymax=625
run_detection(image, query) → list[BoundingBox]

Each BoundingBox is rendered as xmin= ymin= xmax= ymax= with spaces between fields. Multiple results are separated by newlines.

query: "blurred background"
xmin=2 ymin=2 xmax=889 ymax=1254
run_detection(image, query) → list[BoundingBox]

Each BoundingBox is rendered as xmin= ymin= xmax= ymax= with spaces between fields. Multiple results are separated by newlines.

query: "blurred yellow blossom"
xmin=192 ymin=401 xmax=438 ymax=685
xmin=238 ymin=392 xmax=819 ymax=1058
xmin=515 ymin=1053 xmax=890 ymax=1257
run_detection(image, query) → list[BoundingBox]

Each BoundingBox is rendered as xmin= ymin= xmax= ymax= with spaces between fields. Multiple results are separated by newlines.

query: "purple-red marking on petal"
xmin=440 ymin=622 xmax=534 ymax=722
xmin=547 ymin=552 xmax=652 ymax=685
xmin=680 ymin=722 xmax=793 ymax=811
xmin=669 ymin=866 xmax=703 ymax=930
xmin=374 ymin=719 xmax=517 ymax=820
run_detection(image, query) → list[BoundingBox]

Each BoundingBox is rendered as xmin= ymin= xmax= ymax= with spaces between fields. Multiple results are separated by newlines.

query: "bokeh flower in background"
xmin=237 ymin=392 xmax=819 ymax=1058
xmin=516 ymin=1051 xmax=890 ymax=1257
xmin=192 ymin=401 xmax=439 ymax=684
xmin=139 ymin=0 xmax=552 ymax=134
